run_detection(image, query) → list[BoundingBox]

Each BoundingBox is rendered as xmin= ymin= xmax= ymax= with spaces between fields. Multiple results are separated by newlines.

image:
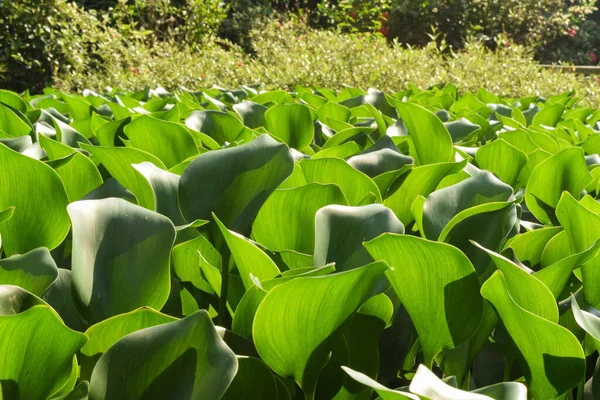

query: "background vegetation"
xmin=1 ymin=0 xmax=599 ymax=97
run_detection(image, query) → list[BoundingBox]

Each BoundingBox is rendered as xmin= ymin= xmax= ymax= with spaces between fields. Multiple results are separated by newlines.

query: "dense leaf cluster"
xmin=1 ymin=84 xmax=600 ymax=399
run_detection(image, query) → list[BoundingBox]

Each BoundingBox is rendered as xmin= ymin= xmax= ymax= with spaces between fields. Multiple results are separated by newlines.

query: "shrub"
xmin=54 ymin=20 xmax=600 ymax=106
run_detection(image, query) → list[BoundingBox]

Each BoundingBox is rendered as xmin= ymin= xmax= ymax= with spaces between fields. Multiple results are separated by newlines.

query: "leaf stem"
xmin=577 ymin=378 xmax=584 ymax=400
xmin=217 ymin=248 xmax=231 ymax=327
xmin=503 ymin=355 xmax=513 ymax=382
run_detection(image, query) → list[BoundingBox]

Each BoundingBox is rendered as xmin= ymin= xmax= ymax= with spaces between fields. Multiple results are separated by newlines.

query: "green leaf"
xmin=89 ymin=310 xmax=238 ymax=399
xmin=186 ymin=110 xmax=245 ymax=144
xmin=525 ymin=147 xmax=592 ymax=225
xmin=253 ymin=262 xmax=388 ymax=399
xmin=422 ymin=171 xmax=514 ymax=240
xmin=0 ymin=143 xmax=70 ymax=256
xmin=481 ymin=271 xmax=585 ymax=399
xmin=39 ymin=135 xmax=103 ymax=201
xmin=346 ymin=137 xmax=414 ymax=178
xmin=0 ymin=247 xmax=57 ymax=296
xmin=474 ymin=242 xmax=558 ymax=321
xmin=556 ymin=192 xmax=600 ymax=307
xmin=0 ymin=287 xmax=87 ymax=400
xmin=252 ymin=183 xmax=348 ymax=254
xmin=364 ymin=235 xmax=483 ymax=366
xmin=384 ymin=160 xmax=467 ymax=225
xmin=131 ymin=161 xmax=187 ymax=225
xmin=214 ymin=213 xmax=280 ymax=290
xmin=0 ymin=103 xmax=31 ymax=137
xmin=506 ymin=226 xmax=563 ymax=267
xmin=394 ymin=102 xmax=454 ymax=165
xmin=221 ymin=356 xmax=278 ymax=400
xmin=179 ymin=134 xmax=293 ymax=235
xmin=124 ymin=115 xmax=197 ymax=169
xmin=68 ymin=198 xmax=176 ymax=323
xmin=265 ymin=104 xmax=314 ymax=150
xmin=317 ymin=102 xmax=351 ymax=123
xmin=532 ymin=104 xmax=565 ymax=127
xmin=80 ymin=144 xmax=166 ymax=210
xmin=300 ymin=157 xmax=381 ymax=205
xmin=475 ymin=139 xmax=528 ymax=187
xmin=313 ymin=204 xmax=404 ymax=273
xmin=571 ymin=294 xmax=600 ymax=352
xmin=41 ymin=269 xmax=88 ymax=332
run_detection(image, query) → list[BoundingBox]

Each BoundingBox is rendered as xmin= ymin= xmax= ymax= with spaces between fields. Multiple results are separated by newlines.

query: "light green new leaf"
xmin=384 ymin=160 xmax=467 ymax=225
xmin=556 ymin=192 xmax=600 ymax=307
xmin=0 ymin=286 xmax=87 ymax=400
xmin=252 ymin=183 xmax=348 ymax=254
xmin=253 ymin=262 xmax=388 ymax=399
xmin=231 ymin=285 xmax=267 ymax=339
xmin=214 ymin=213 xmax=280 ymax=290
xmin=0 ymin=247 xmax=57 ymax=296
xmin=313 ymin=204 xmax=404 ymax=274
xmin=0 ymin=143 xmax=70 ymax=256
xmin=68 ymin=198 xmax=176 ymax=323
xmin=394 ymin=102 xmax=454 ymax=165
xmin=525 ymin=147 xmax=592 ymax=225
xmin=475 ymin=139 xmax=528 ymax=187
xmin=481 ymin=271 xmax=585 ymax=399
xmin=531 ymin=103 xmax=565 ymax=127
xmin=179 ymin=134 xmax=294 ymax=235
xmin=124 ymin=115 xmax=197 ymax=168
xmin=265 ymin=103 xmax=314 ymax=150
xmin=81 ymin=144 xmax=166 ymax=210
xmin=89 ymin=310 xmax=238 ymax=400
xmin=0 ymin=103 xmax=31 ymax=137
xmin=300 ymin=157 xmax=381 ymax=206
xmin=364 ymin=235 xmax=483 ymax=366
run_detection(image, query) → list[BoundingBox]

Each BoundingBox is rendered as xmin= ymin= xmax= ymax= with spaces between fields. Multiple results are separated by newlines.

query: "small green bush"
xmin=54 ymin=20 xmax=600 ymax=105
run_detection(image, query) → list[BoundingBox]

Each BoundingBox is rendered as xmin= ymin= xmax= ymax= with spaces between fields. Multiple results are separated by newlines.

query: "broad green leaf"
xmin=39 ymin=135 xmax=103 ymax=201
xmin=476 ymin=139 xmax=527 ymax=187
xmin=506 ymin=226 xmax=563 ymax=267
xmin=89 ymin=310 xmax=238 ymax=399
xmin=0 ymin=103 xmax=31 ymax=137
xmin=0 ymin=143 xmax=70 ymax=256
xmin=300 ymin=157 xmax=381 ymax=205
xmin=186 ymin=110 xmax=245 ymax=144
xmin=313 ymin=204 xmax=404 ymax=273
xmin=81 ymin=144 xmax=166 ymax=210
xmin=253 ymin=262 xmax=388 ymax=399
xmin=532 ymin=103 xmax=565 ymax=127
xmin=252 ymin=183 xmax=348 ymax=254
xmin=265 ymin=104 xmax=314 ymax=150
xmin=124 ymin=115 xmax=197 ymax=168
xmin=233 ymin=101 xmax=268 ymax=129
xmin=534 ymin=240 xmax=600 ymax=298
xmin=41 ymin=269 xmax=88 ymax=331
xmin=346 ymin=138 xmax=414 ymax=178
xmin=481 ymin=271 xmax=585 ymax=399
xmin=214 ymin=213 xmax=280 ymax=290
xmin=68 ymin=198 xmax=176 ymax=323
xmin=221 ymin=356 xmax=278 ymax=400
xmin=423 ymin=171 xmax=514 ymax=240
xmin=0 ymin=89 xmax=30 ymax=112
xmin=394 ymin=102 xmax=454 ymax=165
xmin=231 ymin=285 xmax=267 ymax=339
xmin=317 ymin=102 xmax=351 ymax=123
xmin=0 ymin=247 xmax=57 ymax=296
xmin=131 ymin=161 xmax=186 ymax=225
xmin=364 ymin=235 xmax=483 ymax=366
xmin=571 ymin=295 xmax=600 ymax=352
xmin=556 ymin=192 xmax=600 ymax=307
xmin=384 ymin=160 xmax=467 ymax=225
xmin=179 ymin=134 xmax=294 ymax=235
xmin=474 ymin=242 xmax=558 ymax=322
xmin=525 ymin=147 xmax=592 ymax=225
xmin=0 ymin=287 xmax=87 ymax=400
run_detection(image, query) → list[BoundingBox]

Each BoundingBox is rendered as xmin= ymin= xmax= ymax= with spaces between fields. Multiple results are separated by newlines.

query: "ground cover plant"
xmin=2 ymin=84 xmax=600 ymax=399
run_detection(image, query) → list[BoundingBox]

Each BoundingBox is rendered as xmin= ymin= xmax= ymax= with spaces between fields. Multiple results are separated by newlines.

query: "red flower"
xmin=568 ymin=28 xmax=576 ymax=37
xmin=237 ymin=61 xmax=244 ymax=67
xmin=200 ymin=73 xmax=206 ymax=79
xmin=591 ymin=52 xmax=597 ymax=62
xmin=504 ymin=41 xmax=510 ymax=47
xmin=378 ymin=26 xmax=389 ymax=36
xmin=382 ymin=12 xmax=390 ymax=20
xmin=349 ymin=11 xmax=357 ymax=19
